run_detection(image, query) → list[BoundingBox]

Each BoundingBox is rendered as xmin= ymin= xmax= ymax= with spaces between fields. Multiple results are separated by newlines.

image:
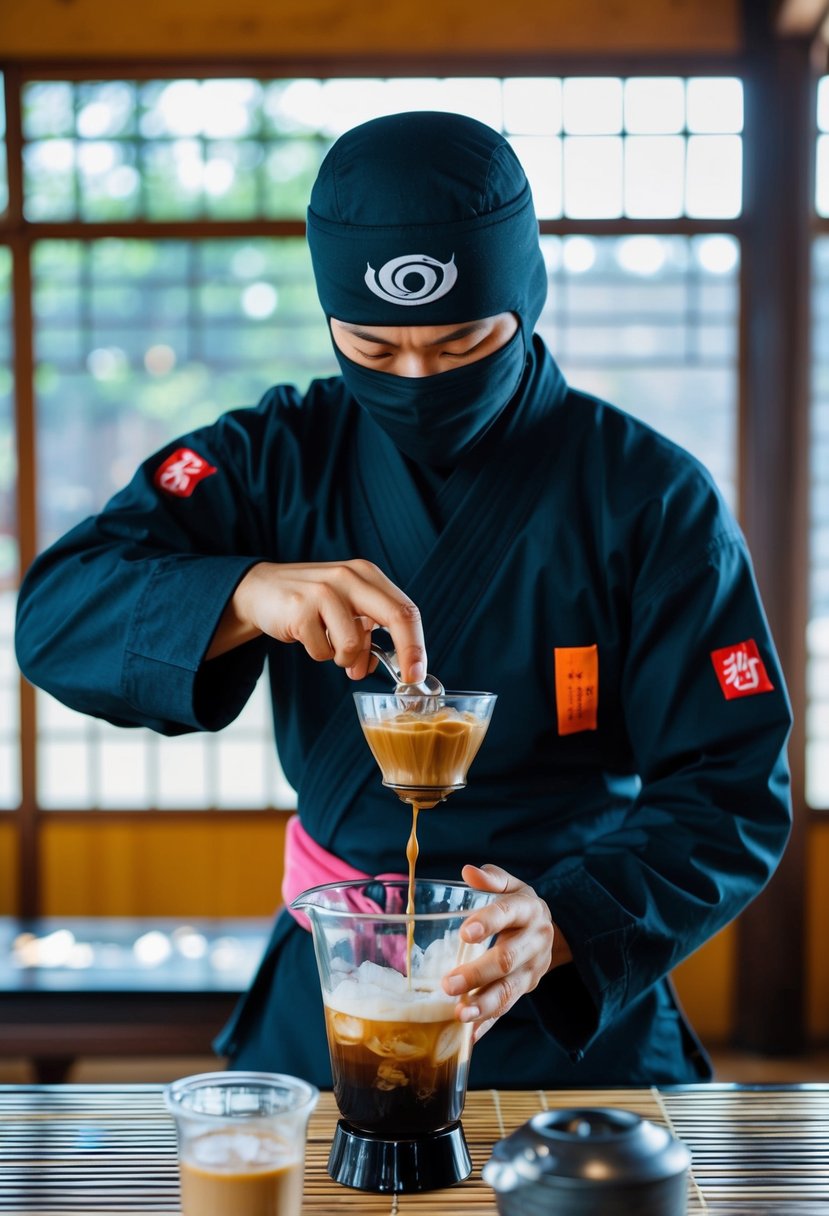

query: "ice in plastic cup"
xmin=164 ymin=1071 xmax=318 ymax=1216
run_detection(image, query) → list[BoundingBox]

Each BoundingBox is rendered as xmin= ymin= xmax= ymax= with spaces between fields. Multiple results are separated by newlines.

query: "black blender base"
xmin=327 ymin=1118 xmax=472 ymax=1193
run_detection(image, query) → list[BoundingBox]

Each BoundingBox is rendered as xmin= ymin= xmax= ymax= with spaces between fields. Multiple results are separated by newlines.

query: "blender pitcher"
xmin=291 ymin=877 xmax=497 ymax=1193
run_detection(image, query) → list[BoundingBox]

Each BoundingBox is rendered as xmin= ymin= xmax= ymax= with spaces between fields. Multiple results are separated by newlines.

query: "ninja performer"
xmin=15 ymin=112 xmax=792 ymax=1086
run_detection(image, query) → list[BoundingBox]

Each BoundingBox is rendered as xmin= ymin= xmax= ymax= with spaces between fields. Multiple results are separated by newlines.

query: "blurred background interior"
xmin=0 ymin=0 xmax=827 ymax=1084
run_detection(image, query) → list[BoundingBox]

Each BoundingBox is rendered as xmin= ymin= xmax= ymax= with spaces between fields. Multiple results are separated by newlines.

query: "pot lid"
xmin=482 ymin=1107 xmax=691 ymax=1193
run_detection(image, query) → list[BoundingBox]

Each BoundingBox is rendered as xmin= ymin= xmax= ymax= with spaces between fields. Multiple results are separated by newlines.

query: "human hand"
xmin=442 ymin=863 xmax=571 ymax=1043
xmin=207 ymin=559 xmax=426 ymax=683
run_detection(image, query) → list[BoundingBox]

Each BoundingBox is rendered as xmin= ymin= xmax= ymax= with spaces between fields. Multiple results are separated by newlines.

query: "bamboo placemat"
xmin=1 ymin=1084 xmax=828 ymax=1213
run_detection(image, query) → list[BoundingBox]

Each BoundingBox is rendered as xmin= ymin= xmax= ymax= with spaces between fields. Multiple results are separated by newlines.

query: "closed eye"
xmin=441 ymin=336 xmax=488 ymax=358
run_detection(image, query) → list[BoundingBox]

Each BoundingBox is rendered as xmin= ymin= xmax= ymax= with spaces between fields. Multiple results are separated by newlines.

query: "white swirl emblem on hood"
xmin=364 ymin=253 xmax=457 ymax=306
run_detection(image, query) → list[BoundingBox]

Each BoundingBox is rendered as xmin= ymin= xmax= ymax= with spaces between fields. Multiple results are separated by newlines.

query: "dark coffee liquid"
xmin=324 ymin=1008 xmax=471 ymax=1136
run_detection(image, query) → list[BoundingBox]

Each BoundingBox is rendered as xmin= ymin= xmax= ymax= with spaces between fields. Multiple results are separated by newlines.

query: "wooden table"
xmin=0 ymin=917 xmax=271 ymax=1082
xmin=1 ymin=1083 xmax=828 ymax=1213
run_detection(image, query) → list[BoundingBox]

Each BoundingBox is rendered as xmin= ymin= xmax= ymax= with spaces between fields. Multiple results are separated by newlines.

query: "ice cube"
xmin=191 ymin=1133 xmax=234 ymax=1167
xmin=357 ymin=960 xmax=408 ymax=992
xmin=366 ymin=1026 xmax=429 ymax=1060
xmin=433 ymin=1022 xmax=465 ymax=1063
xmin=415 ymin=931 xmax=460 ymax=978
xmin=331 ymin=1012 xmax=363 ymax=1044
xmin=189 ymin=1131 xmax=293 ymax=1171
xmin=233 ymin=1133 xmax=263 ymax=1164
xmin=374 ymin=1061 xmax=410 ymax=1091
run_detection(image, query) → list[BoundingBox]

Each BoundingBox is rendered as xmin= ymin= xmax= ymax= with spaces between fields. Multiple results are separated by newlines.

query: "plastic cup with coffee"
xmin=164 ymin=1071 xmax=318 ymax=1216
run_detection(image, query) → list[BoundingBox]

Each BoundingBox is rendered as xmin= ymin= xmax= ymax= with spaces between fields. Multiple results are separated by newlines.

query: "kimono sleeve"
xmin=529 ymin=480 xmax=793 ymax=1057
xmin=15 ymin=395 xmax=291 ymax=735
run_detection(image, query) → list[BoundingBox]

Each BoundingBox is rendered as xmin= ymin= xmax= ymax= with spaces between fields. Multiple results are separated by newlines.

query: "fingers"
xmin=443 ymin=867 xmax=555 ymax=1027
xmin=447 ymin=924 xmax=547 ymax=1003
xmin=341 ymin=565 xmax=425 ymax=684
xmin=472 ymin=1017 xmax=497 ymax=1044
xmin=240 ymin=560 xmax=427 ymax=681
xmin=307 ymin=561 xmax=426 ymax=683
xmin=345 ymin=619 xmax=375 ymax=680
xmin=462 ymin=863 xmax=522 ymax=895
xmin=315 ymin=589 xmax=364 ymax=666
xmin=459 ymin=865 xmax=538 ymax=945
xmin=450 ymin=935 xmax=550 ymax=1024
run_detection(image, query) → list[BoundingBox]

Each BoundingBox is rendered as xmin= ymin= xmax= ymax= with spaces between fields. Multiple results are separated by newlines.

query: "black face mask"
xmin=333 ymin=330 xmax=526 ymax=466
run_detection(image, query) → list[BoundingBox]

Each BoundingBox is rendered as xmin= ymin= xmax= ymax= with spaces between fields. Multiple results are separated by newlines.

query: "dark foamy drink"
xmin=325 ymin=1005 xmax=471 ymax=1136
xmin=323 ymin=946 xmax=474 ymax=1137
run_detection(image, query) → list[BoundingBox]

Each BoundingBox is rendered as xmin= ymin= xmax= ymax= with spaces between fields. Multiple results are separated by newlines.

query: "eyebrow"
xmin=340 ymin=322 xmax=486 ymax=347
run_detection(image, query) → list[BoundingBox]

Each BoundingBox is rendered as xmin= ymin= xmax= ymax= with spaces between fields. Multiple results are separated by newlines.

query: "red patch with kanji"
xmin=153 ymin=448 xmax=217 ymax=498
xmin=710 ymin=638 xmax=774 ymax=700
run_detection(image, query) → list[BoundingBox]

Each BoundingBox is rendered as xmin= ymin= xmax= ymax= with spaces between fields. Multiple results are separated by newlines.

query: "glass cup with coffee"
xmin=164 ymin=1071 xmax=318 ymax=1216
xmin=353 ymin=691 xmax=497 ymax=808
xmin=291 ymin=880 xmax=496 ymax=1142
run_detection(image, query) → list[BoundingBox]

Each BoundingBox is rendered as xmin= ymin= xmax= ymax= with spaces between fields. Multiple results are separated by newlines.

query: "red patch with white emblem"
xmin=153 ymin=448 xmax=217 ymax=498
xmin=710 ymin=638 xmax=774 ymax=700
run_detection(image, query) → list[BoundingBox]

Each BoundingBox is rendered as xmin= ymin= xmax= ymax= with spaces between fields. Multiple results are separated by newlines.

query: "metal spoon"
xmin=369 ymin=642 xmax=445 ymax=697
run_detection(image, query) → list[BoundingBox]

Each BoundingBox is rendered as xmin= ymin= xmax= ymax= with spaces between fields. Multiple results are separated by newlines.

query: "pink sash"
xmin=282 ymin=815 xmax=406 ymax=930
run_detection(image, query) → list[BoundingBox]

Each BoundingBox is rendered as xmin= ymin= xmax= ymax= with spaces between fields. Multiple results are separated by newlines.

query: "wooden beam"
xmin=776 ymin=0 xmax=829 ymax=36
xmin=5 ymin=67 xmax=40 ymax=921
xmin=0 ymin=0 xmax=743 ymax=59
xmin=736 ymin=0 xmax=815 ymax=1054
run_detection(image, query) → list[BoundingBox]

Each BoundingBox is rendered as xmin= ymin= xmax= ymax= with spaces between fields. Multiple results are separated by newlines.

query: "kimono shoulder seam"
xmin=632 ymin=530 xmax=744 ymax=605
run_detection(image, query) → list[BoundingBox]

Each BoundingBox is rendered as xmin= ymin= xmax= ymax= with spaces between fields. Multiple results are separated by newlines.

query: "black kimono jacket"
xmin=15 ymin=337 xmax=793 ymax=1086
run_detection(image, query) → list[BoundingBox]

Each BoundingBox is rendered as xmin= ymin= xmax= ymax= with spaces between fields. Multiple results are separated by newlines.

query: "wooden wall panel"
xmin=808 ymin=820 xmax=829 ymax=1040
xmin=672 ymin=926 xmax=736 ymax=1043
xmin=0 ymin=0 xmax=742 ymax=60
xmin=40 ymin=816 xmax=288 ymax=917
xmin=0 ymin=823 xmax=18 ymax=914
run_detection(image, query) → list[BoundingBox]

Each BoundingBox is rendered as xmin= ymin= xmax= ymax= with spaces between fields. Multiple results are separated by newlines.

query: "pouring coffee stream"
xmin=289 ymin=673 xmax=497 ymax=1192
xmin=366 ymin=637 xmax=447 ymax=978
xmin=354 ymin=677 xmax=496 ymax=984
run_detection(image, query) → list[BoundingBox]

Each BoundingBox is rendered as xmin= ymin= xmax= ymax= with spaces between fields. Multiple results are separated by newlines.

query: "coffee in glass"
xmin=353 ymin=692 xmax=496 ymax=807
xmin=324 ymin=944 xmax=472 ymax=1135
xmin=164 ymin=1072 xmax=318 ymax=1216
xmin=291 ymin=880 xmax=495 ymax=1152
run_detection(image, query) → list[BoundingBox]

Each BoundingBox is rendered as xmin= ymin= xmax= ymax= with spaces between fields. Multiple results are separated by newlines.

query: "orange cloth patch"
xmin=555 ymin=645 xmax=599 ymax=735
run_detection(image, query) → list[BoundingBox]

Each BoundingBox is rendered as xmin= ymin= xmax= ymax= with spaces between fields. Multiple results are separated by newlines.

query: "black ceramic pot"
xmin=482 ymin=1107 xmax=691 ymax=1216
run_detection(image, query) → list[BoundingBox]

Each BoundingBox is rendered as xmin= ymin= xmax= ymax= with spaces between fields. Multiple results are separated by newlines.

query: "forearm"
xmin=205 ymin=563 xmax=266 ymax=660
